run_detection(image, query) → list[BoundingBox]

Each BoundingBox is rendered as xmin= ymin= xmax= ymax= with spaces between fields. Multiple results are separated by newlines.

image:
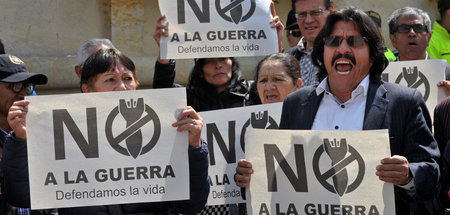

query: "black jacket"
xmin=153 ymin=60 xmax=251 ymax=112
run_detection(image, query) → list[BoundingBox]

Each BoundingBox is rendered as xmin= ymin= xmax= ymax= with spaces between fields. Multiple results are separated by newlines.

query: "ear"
xmin=296 ymin=78 xmax=303 ymax=89
xmin=75 ymin=65 xmax=82 ymax=78
xmin=81 ymin=83 xmax=90 ymax=93
xmin=389 ymin=34 xmax=397 ymax=49
xmin=427 ymin=32 xmax=432 ymax=42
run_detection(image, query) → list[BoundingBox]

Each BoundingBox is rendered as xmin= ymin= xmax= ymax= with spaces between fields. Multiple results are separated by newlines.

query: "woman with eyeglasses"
xmin=3 ymin=48 xmax=210 ymax=215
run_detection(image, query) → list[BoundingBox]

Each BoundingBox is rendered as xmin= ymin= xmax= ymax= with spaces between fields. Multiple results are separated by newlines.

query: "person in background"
xmin=427 ymin=0 xmax=450 ymax=64
xmin=388 ymin=6 xmax=450 ymax=97
xmin=434 ymin=97 xmax=450 ymax=213
xmin=287 ymin=0 xmax=334 ymax=86
xmin=236 ymin=7 xmax=440 ymax=215
xmin=285 ymin=10 xmax=302 ymax=48
xmin=365 ymin=10 xmax=398 ymax=62
xmin=74 ymin=38 xmax=115 ymax=78
xmin=2 ymin=48 xmax=210 ymax=215
xmin=0 ymin=54 xmax=48 ymax=215
xmin=248 ymin=53 xmax=302 ymax=105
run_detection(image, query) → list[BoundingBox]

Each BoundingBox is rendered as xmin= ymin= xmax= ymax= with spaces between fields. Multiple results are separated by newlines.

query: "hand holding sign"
xmin=376 ymin=155 xmax=412 ymax=186
xmin=172 ymin=106 xmax=203 ymax=148
xmin=235 ymin=159 xmax=254 ymax=188
xmin=438 ymin=80 xmax=450 ymax=97
xmin=269 ymin=2 xmax=283 ymax=52
xmin=7 ymin=100 xmax=29 ymax=140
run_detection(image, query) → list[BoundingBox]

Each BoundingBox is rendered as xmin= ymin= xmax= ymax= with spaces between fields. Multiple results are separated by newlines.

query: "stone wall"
xmin=0 ymin=0 xmax=438 ymax=94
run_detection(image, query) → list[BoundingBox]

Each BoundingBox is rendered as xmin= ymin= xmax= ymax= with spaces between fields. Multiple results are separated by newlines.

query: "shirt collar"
xmin=396 ymin=51 xmax=429 ymax=61
xmin=316 ymin=74 xmax=370 ymax=98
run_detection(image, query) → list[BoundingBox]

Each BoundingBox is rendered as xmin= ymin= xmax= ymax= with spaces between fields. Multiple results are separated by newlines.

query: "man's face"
xmin=389 ymin=15 xmax=431 ymax=61
xmin=323 ymin=21 xmax=373 ymax=96
xmin=0 ymin=82 xmax=28 ymax=119
xmin=295 ymin=0 xmax=332 ymax=48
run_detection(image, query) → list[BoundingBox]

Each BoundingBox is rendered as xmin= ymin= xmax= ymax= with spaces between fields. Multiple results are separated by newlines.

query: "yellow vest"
xmin=384 ymin=48 xmax=397 ymax=62
xmin=427 ymin=21 xmax=450 ymax=63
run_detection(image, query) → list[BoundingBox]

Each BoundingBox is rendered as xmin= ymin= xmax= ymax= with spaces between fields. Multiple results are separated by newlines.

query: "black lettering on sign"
xmin=206 ymin=122 xmax=236 ymax=165
xmin=53 ymin=108 xmax=99 ymax=160
xmin=177 ymin=0 xmax=210 ymax=24
xmin=264 ymin=144 xmax=308 ymax=192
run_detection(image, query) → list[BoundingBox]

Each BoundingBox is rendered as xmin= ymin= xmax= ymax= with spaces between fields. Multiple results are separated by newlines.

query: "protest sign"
xmin=158 ymin=0 xmax=278 ymax=59
xmin=26 ymin=88 xmax=189 ymax=209
xmin=200 ymin=103 xmax=282 ymax=205
xmin=382 ymin=59 xmax=447 ymax=118
xmin=246 ymin=129 xmax=395 ymax=215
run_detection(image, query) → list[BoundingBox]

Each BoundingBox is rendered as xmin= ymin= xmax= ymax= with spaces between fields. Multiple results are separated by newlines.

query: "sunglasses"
xmin=324 ymin=36 xmax=368 ymax=47
xmin=295 ymin=9 xmax=325 ymax=20
xmin=9 ymin=82 xmax=35 ymax=94
xmin=287 ymin=29 xmax=302 ymax=37
xmin=396 ymin=24 xmax=428 ymax=33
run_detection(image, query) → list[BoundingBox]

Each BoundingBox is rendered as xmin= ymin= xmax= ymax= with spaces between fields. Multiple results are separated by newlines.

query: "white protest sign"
xmin=246 ymin=129 xmax=395 ymax=215
xmin=158 ymin=0 xmax=278 ymax=59
xmin=200 ymin=103 xmax=282 ymax=205
xmin=26 ymin=88 xmax=189 ymax=209
xmin=382 ymin=59 xmax=447 ymax=117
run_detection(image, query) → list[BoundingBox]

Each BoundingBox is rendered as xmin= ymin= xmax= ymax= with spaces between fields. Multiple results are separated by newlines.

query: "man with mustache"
xmin=236 ymin=8 xmax=440 ymax=215
xmin=388 ymin=7 xmax=450 ymax=97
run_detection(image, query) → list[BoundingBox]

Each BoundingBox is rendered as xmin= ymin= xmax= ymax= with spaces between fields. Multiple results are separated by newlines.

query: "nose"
xmin=17 ymin=87 xmax=28 ymax=97
xmin=407 ymin=27 xmax=417 ymax=37
xmin=336 ymin=38 xmax=351 ymax=54
xmin=304 ymin=12 xmax=315 ymax=23
xmin=215 ymin=60 xmax=223 ymax=69
xmin=114 ymin=80 xmax=129 ymax=91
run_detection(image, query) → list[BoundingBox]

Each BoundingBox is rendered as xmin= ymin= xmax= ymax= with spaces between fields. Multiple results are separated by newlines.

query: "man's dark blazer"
xmin=279 ymin=79 xmax=440 ymax=214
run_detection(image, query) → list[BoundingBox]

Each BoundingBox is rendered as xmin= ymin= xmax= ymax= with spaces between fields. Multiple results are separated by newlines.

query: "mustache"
xmin=332 ymin=53 xmax=356 ymax=66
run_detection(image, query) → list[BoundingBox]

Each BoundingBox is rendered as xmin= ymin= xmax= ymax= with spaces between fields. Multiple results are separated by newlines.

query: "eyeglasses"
xmin=295 ymin=9 xmax=325 ymax=20
xmin=396 ymin=24 xmax=428 ymax=33
xmin=9 ymin=82 xmax=35 ymax=94
xmin=324 ymin=36 xmax=368 ymax=47
xmin=286 ymin=29 xmax=302 ymax=37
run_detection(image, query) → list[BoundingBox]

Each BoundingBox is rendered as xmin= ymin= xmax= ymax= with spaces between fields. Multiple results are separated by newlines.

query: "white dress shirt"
xmin=311 ymin=75 xmax=369 ymax=130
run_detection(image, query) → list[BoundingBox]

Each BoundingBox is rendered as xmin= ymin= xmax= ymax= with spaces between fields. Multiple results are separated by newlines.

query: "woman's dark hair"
xmin=311 ymin=7 xmax=388 ymax=82
xmin=80 ymin=48 xmax=138 ymax=87
xmin=254 ymin=53 xmax=301 ymax=85
xmin=187 ymin=57 xmax=239 ymax=92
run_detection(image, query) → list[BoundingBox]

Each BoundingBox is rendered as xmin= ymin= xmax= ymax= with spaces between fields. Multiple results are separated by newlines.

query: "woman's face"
xmin=202 ymin=58 xmax=233 ymax=93
xmin=257 ymin=61 xmax=301 ymax=104
xmin=82 ymin=61 xmax=137 ymax=93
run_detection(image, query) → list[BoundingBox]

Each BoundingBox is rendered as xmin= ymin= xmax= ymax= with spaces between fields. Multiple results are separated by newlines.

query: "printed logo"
xmin=216 ymin=0 xmax=256 ymax=24
xmin=240 ymin=110 xmax=278 ymax=151
xmin=312 ymin=138 xmax=365 ymax=196
xmin=395 ymin=66 xmax=430 ymax=101
xmin=105 ymin=98 xmax=161 ymax=159
xmin=9 ymin=55 xmax=24 ymax=65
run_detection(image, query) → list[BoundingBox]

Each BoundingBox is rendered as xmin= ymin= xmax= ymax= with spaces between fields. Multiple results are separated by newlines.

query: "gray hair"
xmin=388 ymin=7 xmax=431 ymax=35
xmin=76 ymin=38 xmax=115 ymax=66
